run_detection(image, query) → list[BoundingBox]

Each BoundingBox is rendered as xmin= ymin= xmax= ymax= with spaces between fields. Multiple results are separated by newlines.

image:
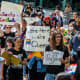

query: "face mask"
xmin=68 ymin=27 xmax=74 ymax=30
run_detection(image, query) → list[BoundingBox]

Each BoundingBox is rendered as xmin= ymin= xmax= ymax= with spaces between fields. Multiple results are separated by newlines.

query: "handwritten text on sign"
xmin=24 ymin=26 xmax=50 ymax=51
xmin=0 ymin=1 xmax=23 ymax=25
xmin=43 ymin=50 xmax=64 ymax=65
xmin=24 ymin=17 xmax=40 ymax=25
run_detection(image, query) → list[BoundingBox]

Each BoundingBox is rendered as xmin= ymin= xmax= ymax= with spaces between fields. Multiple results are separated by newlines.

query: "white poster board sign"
xmin=43 ymin=50 xmax=64 ymax=65
xmin=0 ymin=1 xmax=23 ymax=25
xmin=24 ymin=26 xmax=50 ymax=51
xmin=24 ymin=17 xmax=40 ymax=25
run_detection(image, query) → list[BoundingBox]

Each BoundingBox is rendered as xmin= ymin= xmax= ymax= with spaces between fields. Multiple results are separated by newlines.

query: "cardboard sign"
xmin=24 ymin=17 xmax=40 ymax=25
xmin=1 ymin=51 xmax=21 ymax=66
xmin=11 ymin=56 xmax=21 ymax=66
xmin=0 ymin=1 xmax=23 ymax=25
xmin=43 ymin=50 xmax=64 ymax=65
xmin=2 ymin=51 xmax=12 ymax=65
xmin=24 ymin=26 xmax=50 ymax=51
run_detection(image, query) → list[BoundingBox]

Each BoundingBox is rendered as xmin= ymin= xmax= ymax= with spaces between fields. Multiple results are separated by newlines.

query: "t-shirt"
xmin=1 ymin=32 xmax=15 ymax=48
xmin=4 ymin=32 xmax=15 ymax=38
xmin=8 ymin=48 xmax=26 ymax=61
xmin=0 ymin=37 xmax=5 ymax=48
xmin=45 ymin=45 xmax=69 ymax=74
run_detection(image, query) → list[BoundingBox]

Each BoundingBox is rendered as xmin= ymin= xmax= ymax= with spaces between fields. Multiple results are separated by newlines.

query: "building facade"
xmin=0 ymin=0 xmax=80 ymax=11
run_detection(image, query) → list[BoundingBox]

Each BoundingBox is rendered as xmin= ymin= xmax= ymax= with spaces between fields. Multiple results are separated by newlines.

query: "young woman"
xmin=1 ymin=37 xmax=13 ymax=80
xmin=7 ymin=36 xmax=27 ymax=80
xmin=45 ymin=31 xmax=69 ymax=80
xmin=24 ymin=4 xmax=33 ymax=17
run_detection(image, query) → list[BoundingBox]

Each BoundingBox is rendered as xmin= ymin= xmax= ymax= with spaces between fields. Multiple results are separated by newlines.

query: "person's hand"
xmin=22 ymin=58 xmax=27 ymax=65
xmin=41 ymin=56 xmax=44 ymax=60
xmin=14 ymin=23 xmax=20 ymax=27
xmin=8 ymin=51 xmax=13 ymax=56
xmin=8 ymin=51 xmax=13 ymax=55
xmin=0 ymin=30 xmax=4 ymax=37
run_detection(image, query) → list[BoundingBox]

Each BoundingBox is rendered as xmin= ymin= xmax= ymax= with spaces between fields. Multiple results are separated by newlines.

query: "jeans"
xmin=23 ymin=65 xmax=26 ymax=75
xmin=23 ymin=52 xmax=29 ymax=75
xmin=46 ymin=73 xmax=56 ymax=80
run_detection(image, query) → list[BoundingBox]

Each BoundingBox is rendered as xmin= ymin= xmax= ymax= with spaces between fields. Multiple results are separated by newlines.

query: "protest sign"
xmin=24 ymin=17 xmax=40 ymax=25
xmin=65 ymin=64 xmax=77 ymax=74
xmin=0 ymin=1 xmax=23 ymax=25
xmin=11 ymin=56 xmax=21 ymax=66
xmin=43 ymin=50 xmax=64 ymax=65
xmin=2 ymin=51 xmax=12 ymax=65
xmin=24 ymin=26 xmax=50 ymax=51
xmin=1 ymin=51 xmax=21 ymax=65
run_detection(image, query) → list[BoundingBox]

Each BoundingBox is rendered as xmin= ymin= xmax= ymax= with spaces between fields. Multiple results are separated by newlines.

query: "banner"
xmin=24 ymin=17 xmax=40 ymax=25
xmin=0 ymin=1 xmax=23 ymax=25
xmin=43 ymin=50 xmax=64 ymax=65
xmin=24 ymin=26 xmax=50 ymax=51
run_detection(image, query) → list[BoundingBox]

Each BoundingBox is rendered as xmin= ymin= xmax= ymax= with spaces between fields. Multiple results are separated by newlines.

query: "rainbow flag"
xmin=63 ymin=37 xmax=67 ymax=44
xmin=26 ymin=39 xmax=31 ymax=44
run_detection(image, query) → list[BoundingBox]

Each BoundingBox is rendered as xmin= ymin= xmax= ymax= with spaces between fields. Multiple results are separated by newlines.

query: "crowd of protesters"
xmin=0 ymin=1 xmax=80 ymax=80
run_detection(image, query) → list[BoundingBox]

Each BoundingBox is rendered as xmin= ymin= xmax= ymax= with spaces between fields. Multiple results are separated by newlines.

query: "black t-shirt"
xmin=0 ymin=32 xmax=15 ymax=48
xmin=4 ymin=32 xmax=15 ymax=38
xmin=8 ymin=48 xmax=26 ymax=62
xmin=45 ymin=45 xmax=69 ymax=74
xmin=0 ymin=37 xmax=5 ymax=48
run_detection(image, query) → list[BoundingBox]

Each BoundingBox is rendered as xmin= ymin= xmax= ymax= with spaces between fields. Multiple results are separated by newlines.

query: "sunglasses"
xmin=6 ymin=27 xmax=11 ymax=29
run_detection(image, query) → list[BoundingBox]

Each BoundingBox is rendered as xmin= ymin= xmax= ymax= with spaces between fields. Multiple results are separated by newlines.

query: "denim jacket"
xmin=28 ymin=56 xmax=46 ymax=72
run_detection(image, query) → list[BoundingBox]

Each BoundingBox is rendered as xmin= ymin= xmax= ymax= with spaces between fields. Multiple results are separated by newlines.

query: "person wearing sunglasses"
xmin=4 ymin=25 xmax=15 ymax=39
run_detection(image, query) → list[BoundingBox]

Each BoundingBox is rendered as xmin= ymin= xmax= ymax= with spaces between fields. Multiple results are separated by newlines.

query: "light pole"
xmin=40 ymin=0 xmax=43 ymax=7
xmin=62 ymin=0 xmax=67 ymax=10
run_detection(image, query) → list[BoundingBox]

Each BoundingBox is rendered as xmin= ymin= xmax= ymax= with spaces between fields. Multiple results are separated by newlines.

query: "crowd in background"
xmin=0 ymin=1 xmax=80 ymax=80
